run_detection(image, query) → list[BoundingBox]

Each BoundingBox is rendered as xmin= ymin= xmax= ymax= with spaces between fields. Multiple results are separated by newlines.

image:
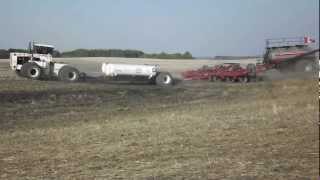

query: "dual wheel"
xmin=19 ymin=62 xmax=80 ymax=82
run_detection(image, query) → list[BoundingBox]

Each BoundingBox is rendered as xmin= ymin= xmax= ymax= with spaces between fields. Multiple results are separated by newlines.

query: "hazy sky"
xmin=0 ymin=0 xmax=319 ymax=56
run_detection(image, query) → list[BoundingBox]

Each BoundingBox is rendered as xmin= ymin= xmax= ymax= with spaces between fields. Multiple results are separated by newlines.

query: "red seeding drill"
xmin=182 ymin=63 xmax=254 ymax=82
xmin=182 ymin=37 xmax=319 ymax=82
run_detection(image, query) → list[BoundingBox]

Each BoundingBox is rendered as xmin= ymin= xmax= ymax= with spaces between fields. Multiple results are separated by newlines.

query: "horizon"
xmin=1 ymin=0 xmax=319 ymax=57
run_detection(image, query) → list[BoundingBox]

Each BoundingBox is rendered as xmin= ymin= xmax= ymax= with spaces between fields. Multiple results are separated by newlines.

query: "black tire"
xmin=295 ymin=59 xmax=317 ymax=73
xmin=58 ymin=66 xmax=80 ymax=82
xmin=20 ymin=62 xmax=42 ymax=80
xmin=155 ymin=72 xmax=173 ymax=86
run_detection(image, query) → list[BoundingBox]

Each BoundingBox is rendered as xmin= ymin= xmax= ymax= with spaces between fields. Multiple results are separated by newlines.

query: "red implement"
xmin=182 ymin=63 xmax=256 ymax=82
xmin=182 ymin=66 xmax=214 ymax=80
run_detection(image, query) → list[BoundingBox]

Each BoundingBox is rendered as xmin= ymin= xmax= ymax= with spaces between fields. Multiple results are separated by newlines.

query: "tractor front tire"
xmin=21 ymin=63 xmax=42 ymax=80
xmin=156 ymin=72 xmax=173 ymax=86
xmin=58 ymin=66 xmax=80 ymax=82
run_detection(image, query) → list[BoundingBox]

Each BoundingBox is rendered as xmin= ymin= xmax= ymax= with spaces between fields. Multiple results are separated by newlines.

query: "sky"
xmin=0 ymin=0 xmax=319 ymax=57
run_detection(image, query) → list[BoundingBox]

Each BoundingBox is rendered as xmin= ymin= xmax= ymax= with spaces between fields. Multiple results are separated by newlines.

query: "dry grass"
xmin=0 ymin=80 xmax=318 ymax=179
xmin=0 ymin=60 xmax=318 ymax=179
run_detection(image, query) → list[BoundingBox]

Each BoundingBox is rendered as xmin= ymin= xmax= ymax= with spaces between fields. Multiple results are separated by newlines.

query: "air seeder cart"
xmin=182 ymin=36 xmax=319 ymax=82
xmin=101 ymin=63 xmax=174 ymax=86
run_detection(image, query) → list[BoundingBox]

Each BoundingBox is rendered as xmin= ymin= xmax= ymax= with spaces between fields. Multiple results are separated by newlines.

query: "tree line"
xmin=0 ymin=48 xmax=193 ymax=59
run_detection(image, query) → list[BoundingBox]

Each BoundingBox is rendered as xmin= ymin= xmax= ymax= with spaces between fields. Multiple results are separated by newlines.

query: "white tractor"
xmin=10 ymin=42 xmax=80 ymax=82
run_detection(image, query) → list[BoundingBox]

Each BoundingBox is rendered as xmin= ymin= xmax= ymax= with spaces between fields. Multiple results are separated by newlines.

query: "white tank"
xmin=101 ymin=63 xmax=159 ymax=78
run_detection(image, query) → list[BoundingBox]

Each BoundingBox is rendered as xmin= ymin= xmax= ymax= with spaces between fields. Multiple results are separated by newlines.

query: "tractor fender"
xmin=52 ymin=63 xmax=69 ymax=77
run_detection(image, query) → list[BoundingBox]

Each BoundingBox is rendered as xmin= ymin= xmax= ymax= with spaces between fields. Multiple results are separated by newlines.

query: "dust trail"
xmin=261 ymin=69 xmax=317 ymax=81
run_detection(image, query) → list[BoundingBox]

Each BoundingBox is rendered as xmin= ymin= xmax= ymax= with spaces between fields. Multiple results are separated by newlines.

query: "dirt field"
xmin=0 ymin=59 xmax=318 ymax=179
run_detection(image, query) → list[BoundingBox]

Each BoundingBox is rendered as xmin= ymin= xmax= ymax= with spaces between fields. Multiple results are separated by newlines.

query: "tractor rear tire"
xmin=21 ymin=62 xmax=42 ymax=80
xmin=58 ymin=66 xmax=80 ymax=82
xmin=156 ymin=72 xmax=173 ymax=86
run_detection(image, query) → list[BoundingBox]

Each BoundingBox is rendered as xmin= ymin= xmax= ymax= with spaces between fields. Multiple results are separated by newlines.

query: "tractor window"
xmin=17 ymin=56 xmax=31 ymax=65
xmin=34 ymin=46 xmax=54 ymax=54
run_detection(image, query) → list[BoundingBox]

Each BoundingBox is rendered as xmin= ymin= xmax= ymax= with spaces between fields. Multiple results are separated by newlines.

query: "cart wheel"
xmin=156 ymin=72 xmax=173 ymax=86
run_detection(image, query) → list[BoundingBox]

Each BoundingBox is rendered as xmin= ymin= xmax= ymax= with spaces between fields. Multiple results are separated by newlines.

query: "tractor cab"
xmin=31 ymin=43 xmax=54 ymax=55
xmin=29 ymin=42 xmax=54 ymax=63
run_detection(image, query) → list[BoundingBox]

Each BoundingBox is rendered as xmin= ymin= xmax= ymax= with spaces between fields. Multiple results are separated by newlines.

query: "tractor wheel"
xmin=295 ymin=59 xmax=317 ymax=74
xmin=156 ymin=72 xmax=173 ymax=86
xmin=21 ymin=62 xmax=42 ymax=80
xmin=58 ymin=66 xmax=80 ymax=82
